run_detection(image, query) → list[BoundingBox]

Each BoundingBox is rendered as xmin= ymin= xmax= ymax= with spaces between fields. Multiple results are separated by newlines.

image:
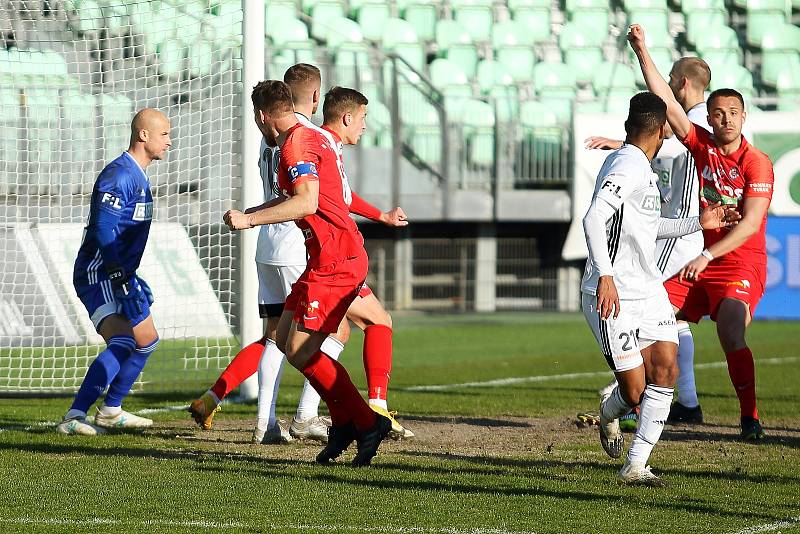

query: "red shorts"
xmin=663 ymin=262 xmax=766 ymax=323
xmin=285 ymin=255 xmax=369 ymax=333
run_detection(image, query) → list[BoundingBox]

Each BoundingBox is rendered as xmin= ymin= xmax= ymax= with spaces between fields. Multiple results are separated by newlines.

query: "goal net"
xmin=0 ymin=0 xmax=245 ymax=393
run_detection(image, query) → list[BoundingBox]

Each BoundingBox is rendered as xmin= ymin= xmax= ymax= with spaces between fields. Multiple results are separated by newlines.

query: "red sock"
xmin=363 ymin=325 xmax=392 ymax=402
xmin=725 ymin=347 xmax=758 ymax=419
xmin=210 ymin=340 xmax=265 ymax=401
xmin=301 ymin=351 xmax=376 ymax=431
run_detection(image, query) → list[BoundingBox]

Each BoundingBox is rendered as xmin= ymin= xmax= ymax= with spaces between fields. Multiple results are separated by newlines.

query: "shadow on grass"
xmin=661 ymin=427 xmax=800 ymax=448
xmin=399 ymin=414 xmax=533 ymax=428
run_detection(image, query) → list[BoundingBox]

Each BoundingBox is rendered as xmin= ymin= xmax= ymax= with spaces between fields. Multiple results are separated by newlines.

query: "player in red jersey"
xmin=224 ymin=80 xmax=392 ymax=466
xmin=630 ymin=24 xmax=773 ymax=440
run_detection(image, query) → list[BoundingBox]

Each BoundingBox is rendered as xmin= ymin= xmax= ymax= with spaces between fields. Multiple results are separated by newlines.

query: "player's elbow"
xmin=299 ymin=196 xmax=318 ymax=217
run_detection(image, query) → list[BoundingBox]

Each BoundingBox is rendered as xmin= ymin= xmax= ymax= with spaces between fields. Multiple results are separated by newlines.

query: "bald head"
xmin=128 ymin=108 xmax=171 ymax=165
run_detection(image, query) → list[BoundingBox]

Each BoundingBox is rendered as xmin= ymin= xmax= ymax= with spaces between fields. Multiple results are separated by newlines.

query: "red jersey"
xmin=680 ymin=123 xmax=774 ymax=265
xmin=278 ymin=123 xmax=365 ymax=267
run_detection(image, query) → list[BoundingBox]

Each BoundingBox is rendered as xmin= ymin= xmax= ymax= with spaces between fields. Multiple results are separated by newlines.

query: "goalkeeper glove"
xmin=108 ymin=266 xmax=144 ymax=321
xmin=136 ymin=276 xmax=154 ymax=306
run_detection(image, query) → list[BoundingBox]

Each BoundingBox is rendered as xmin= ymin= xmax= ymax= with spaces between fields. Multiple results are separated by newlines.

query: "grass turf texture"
xmin=1 ymin=313 xmax=799 ymax=533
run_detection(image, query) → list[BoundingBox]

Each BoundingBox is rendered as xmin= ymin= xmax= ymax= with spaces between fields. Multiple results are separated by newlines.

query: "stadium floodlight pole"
xmin=237 ymin=0 xmax=265 ymax=400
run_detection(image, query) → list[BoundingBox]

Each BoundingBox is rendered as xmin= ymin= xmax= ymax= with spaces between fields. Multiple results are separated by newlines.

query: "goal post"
xmin=0 ymin=0 xmax=256 ymax=394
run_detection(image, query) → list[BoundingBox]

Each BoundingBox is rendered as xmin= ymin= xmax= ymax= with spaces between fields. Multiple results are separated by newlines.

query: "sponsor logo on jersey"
xmin=729 ymin=167 xmax=739 ymax=179
xmin=748 ymin=182 xmax=772 ymax=193
xmin=600 ymin=179 xmax=622 ymax=198
xmin=303 ymin=300 xmax=319 ymax=321
xmin=701 ymin=166 xmax=744 ymax=202
xmin=658 ymin=318 xmax=676 ymax=326
xmin=100 ymin=192 xmax=122 ymax=210
xmin=641 ymin=194 xmax=660 ymax=212
xmin=132 ymin=201 xmax=153 ymax=221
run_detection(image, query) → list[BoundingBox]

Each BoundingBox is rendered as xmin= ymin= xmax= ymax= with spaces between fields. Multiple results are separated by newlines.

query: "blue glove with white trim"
xmin=108 ymin=267 xmax=145 ymax=321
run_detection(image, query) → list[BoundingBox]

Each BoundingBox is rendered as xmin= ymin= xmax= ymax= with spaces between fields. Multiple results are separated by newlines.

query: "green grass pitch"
xmin=1 ymin=313 xmax=799 ymax=533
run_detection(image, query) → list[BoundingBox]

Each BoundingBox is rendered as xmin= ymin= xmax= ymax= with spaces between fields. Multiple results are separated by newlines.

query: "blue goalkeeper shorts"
xmin=75 ymin=276 xmax=151 ymax=330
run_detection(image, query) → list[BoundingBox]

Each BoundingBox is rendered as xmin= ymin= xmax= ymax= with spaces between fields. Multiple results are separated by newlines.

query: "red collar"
xmin=321 ymin=125 xmax=342 ymax=144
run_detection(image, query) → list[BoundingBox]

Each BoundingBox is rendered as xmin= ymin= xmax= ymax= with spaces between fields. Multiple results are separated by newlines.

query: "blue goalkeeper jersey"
xmin=74 ymin=151 xmax=153 ymax=287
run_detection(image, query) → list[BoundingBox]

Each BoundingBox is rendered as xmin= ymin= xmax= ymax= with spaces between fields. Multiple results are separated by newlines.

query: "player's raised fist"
xmin=627 ymin=24 xmax=645 ymax=50
xmin=223 ymin=209 xmax=252 ymax=230
xmin=381 ymin=207 xmax=409 ymax=227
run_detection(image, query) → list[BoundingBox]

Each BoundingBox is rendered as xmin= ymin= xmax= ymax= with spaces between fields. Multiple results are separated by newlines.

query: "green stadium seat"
xmin=700 ymin=49 xmax=742 ymax=73
xmin=101 ymin=2 xmax=129 ymax=37
xmin=746 ymin=0 xmax=792 ymax=16
xmin=26 ymin=88 xmax=61 ymax=190
xmin=533 ymin=62 xmax=577 ymax=93
xmin=382 ymin=18 xmax=418 ymax=50
xmin=443 ymin=85 xmax=474 ymax=116
xmin=539 ymin=91 xmax=574 ymax=124
xmin=508 ymin=0 xmax=551 ymax=9
xmin=518 ymin=100 xmax=563 ymax=181
xmin=686 ymin=11 xmax=727 ymax=45
xmin=592 ymin=62 xmax=636 ymax=94
xmin=622 ymin=0 xmax=667 ymax=10
xmin=436 ymin=19 xmax=472 ymax=52
xmin=746 ymin=10 xmax=786 ymax=47
xmin=188 ymin=39 xmax=214 ymax=77
xmin=762 ymin=51 xmax=800 ymax=87
xmin=269 ymin=18 xmax=309 ymax=46
xmin=450 ymin=0 xmax=494 ymax=6
xmin=709 ymin=64 xmax=755 ymax=97
xmin=564 ymin=47 xmax=603 ymax=85
xmin=73 ymin=0 xmax=103 ymax=35
xmin=489 ymin=85 xmax=519 ymax=123
xmin=695 ymin=25 xmax=739 ymax=52
xmin=761 ymin=23 xmax=800 ymax=52
xmin=280 ymin=40 xmax=317 ymax=63
xmin=571 ymin=8 xmax=610 ymax=31
xmin=629 ymin=47 xmax=673 ymax=86
xmin=311 ymin=1 xmax=346 ymax=40
xmin=394 ymin=42 xmax=426 ymax=71
xmin=325 ymin=17 xmax=364 ymax=48
xmin=157 ymin=39 xmax=186 ymax=80
xmin=446 ymin=44 xmax=479 ymax=79
xmin=461 ymin=99 xmax=495 ymax=167
xmin=492 ymin=20 xmax=536 ymax=48
xmin=627 ymin=9 xmax=669 ymax=35
xmin=62 ymin=90 xmax=95 ymax=192
xmin=430 ymin=58 xmax=470 ymax=88
xmin=680 ymin=0 xmax=725 ymax=12
xmin=265 ymin=1 xmax=297 ymax=38
xmin=403 ymin=3 xmax=437 ymax=42
xmin=302 ymin=0 xmax=325 ymax=15
xmin=777 ymin=64 xmax=800 ymax=111
xmin=357 ymin=2 xmax=391 ymax=42
xmin=496 ymin=46 xmax=536 ymax=83
xmin=476 ymin=60 xmax=515 ymax=93
xmin=336 ymin=42 xmax=371 ymax=67
xmin=510 ymin=7 xmax=550 ymax=43
xmin=335 ymin=43 xmax=376 ymax=88
xmin=558 ymin=22 xmax=604 ymax=50
xmin=566 ymin=0 xmax=610 ymax=12
xmin=455 ymin=5 xmax=493 ymax=42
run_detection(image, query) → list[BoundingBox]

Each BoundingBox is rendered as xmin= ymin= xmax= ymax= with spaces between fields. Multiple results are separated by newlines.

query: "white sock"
xmin=256 ymin=339 xmax=285 ymax=429
xmin=627 ymin=384 xmax=674 ymax=465
xmin=295 ymin=337 xmax=344 ymax=421
xmin=99 ymin=404 xmax=122 ymax=416
xmin=676 ymin=324 xmax=699 ymax=407
xmin=601 ymin=386 xmax=634 ymax=421
xmin=65 ymin=408 xmax=87 ymax=420
xmin=255 ymin=417 xmax=268 ymax=432
xmin=369 ymin=398 xmax=387 ymax=410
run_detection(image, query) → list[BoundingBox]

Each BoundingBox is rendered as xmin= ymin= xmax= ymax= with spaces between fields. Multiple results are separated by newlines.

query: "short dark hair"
xmin=672 ymin=57 xmax=711 ymax=91
xmin=251 ymin=80 xmax=293 ymax=118
xmin=624 ymin=91 xmax=667 ymax=138
xmin=707 ymin=88 xmax=745 ymax=110
xmin=283 ymin=63 xmax=321 ymax=104
xmin=322 ymin=86 xmax=368 ymax=124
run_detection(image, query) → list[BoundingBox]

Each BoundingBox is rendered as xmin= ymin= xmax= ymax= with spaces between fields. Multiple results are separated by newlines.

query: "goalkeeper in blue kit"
xmin=57 ymin=109 xmax=171 ymax=435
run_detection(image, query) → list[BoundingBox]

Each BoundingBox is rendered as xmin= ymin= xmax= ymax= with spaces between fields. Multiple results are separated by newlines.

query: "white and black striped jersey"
xmin=651 ymin=103 xmax=708 ymax=280
xmin=254 ymin=136 xmax=307 ymax=265
xmin=581 ymin=144 xmax=665 ymax=300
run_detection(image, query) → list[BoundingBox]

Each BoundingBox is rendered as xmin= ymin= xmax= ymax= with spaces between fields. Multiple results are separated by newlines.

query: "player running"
xmin=57 ymin=109 xmax=171 ymax=435
xmin=630 ymin=24 xmax=775 ymax=441
xmin=224 ymin=81 xmax=392 ymax=466
xmin=586 ymin=57 xmax=715 ymax=425
xmin=582 ymin=92 xmax=738 ymax=485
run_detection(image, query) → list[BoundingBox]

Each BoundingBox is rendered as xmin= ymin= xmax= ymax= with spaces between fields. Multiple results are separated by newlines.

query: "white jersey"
xmin=254 ymin=137 xmax=307 ymax=265
xmin=651 ymin=103 xmax=709 ymax=279
xmin=581 ymin=144 xmax=665 ymax=300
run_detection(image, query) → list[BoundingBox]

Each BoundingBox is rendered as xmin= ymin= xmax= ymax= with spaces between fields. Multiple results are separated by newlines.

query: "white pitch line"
xmin=0 ymin=518 xmax=534 ymax=533
xmin=731 ymin=516 xmax=800 ymax=534
xmin=136 ymin=405 xmax=190 ymax=415
xmin=400 ymin=356 xmax=800 ymax=392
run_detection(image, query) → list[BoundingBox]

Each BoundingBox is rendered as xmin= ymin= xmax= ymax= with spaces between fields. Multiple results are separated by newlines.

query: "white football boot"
xmin=599 ymin=393 xmax=624 ymax=459
xmin=255 ymin=419 xmax=293 ymax=444
xmin=93 ymin=407 xmax=153 ymax=429
xmin=289 ymin=416 xmax=330 ymax=443
xmin=618 ymin=460 xmax=666 ymax=487
xmin=56 ymin=415 xmax=106 ymax=436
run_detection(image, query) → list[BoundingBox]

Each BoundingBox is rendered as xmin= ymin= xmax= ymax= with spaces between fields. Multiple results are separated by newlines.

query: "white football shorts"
xmin=581 ymin=287 xmax=679 ymax=372
xmin=257 ymin=262 xmax=305 ymax=308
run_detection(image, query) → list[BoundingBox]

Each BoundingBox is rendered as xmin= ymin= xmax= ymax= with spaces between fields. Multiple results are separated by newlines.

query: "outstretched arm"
xmin=627 ymin=24 xmax=692 ymax=140
xmin=224 ymin=180 xmax=319 ymax=230
xmin=350 ymin=191 xmax=409 ymax=227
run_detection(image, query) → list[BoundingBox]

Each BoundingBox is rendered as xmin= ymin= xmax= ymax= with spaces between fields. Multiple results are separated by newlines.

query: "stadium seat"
xmin=364 ymin=98 xmax=392 ymax=147
xmin=460 ymin=99 xmax=495 ymax=167
xmin=694 ymin=25 xmax=739 ymax=52
xmin=454 ymin=5 xmax=493 ymax=42
xmin=325 ymin=17 xmax=364 ymax=48
xmin=496 ymin=46 xmax=536 ymax=83
xmin=592 ymin=62 xmax=636 ymax=96
xmin=533 ymin=61 xmax=577 ymax=93
xmin=157 ymin=39 xmax=186 ymax=80
xmin=566 ymin=0 xmax=610 ymax=12
xmin=450 ymin=0 xmax=494 ymax=6
xmin=62 ymin=90 xmax=95 ymax=193
xmin=443 ymin=84 xmax=474 ymax=117
xmin=701 ymin=49 xmax=742 ymax=73
xmin=709 ymin=64 xmax=755 ymax=97
xmin=311 ymin=1 xmax=346 ymax=41
xmin=622 ymin=0 xmax=667 ymax=9
xmin=25 ymin=88 xmax=60 ymax=192
xmin=510 ymin=7 xmax=551 ymax=44
xmin=269 ymin=18 xmax=309 ymax=46
xmin=446 ymin=44 xmax=479 ymax=80
xmin=394 ymin=42 xmax=425 ymax=71
xmin=489 ymin=85 xmax=519 ymax=123
xmin=335 ymin=43 xmax=375 ymax=88
xmin=761 ymin=23 xmax=800 ymax=52
xmin=687 ymin=12 xmax=728 ymax=41
xmin=382 ymin=18 xmax=418 ymax=50
xmin=430 ymin=58 xmax=470 ymax=88
xmin=73 ymin=0 xmax=103 ymax=35
xmin=746 ymin=10 xmax=786 ymax=47
xmin=188 ymin=39 xmax=214 ymax=77
xmin=571 ymin=8 xmax=610 ymax=31
xmin=679 ymin=0 xmax=725 ymax=12
xmin=476 ymin=60 xmax=515 ymax=93
xmin=627 ymin=9 xmax=669 ymax=35
xmin=357 ymin=1 xmax=391 ymax=42
xmin=558 ymin=22 xmax=604 ymax=50
xmin=280 ymin=40 xmax=317 ymax=64
xmin=564 ymin=47 xmax=603 ymax=85
xmin=336 ymin=41 xmax=371 ymax=67
xmin=518 ymin=99 xmax=563 ymax=181
xmin=629 ymin=47 xmax=673 ymax=86
xmin=403 ymin=3 xmax=437 ymax=42
xmin=746 ymin=0 xmax=792 ymax=16
xmin=436 ymin=19 xmax=472 ymax=52
xmin=492 ymin=20 xmax=536 ymax=48
xmin=762 ymin=51 xmax=800 ymax=87
xmin=508 ymin=0 xmax=551 ymax=9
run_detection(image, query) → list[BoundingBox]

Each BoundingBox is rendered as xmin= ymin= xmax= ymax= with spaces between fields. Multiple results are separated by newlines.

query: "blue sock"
xmin=70 ymin=336 xmax=136 ymax=413
xmin=104 ymin=338 xmax=159 ymax=408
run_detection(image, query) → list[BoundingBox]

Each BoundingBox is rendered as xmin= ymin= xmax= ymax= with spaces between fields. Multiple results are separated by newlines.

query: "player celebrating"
xmin=57 ymin=109 xmax=171 ymax=435
xmin=224 ymin=81 xmax=392 ymax=466
xmin=586 ymin=57 xmax=715 ymax=424
xmin=630 ymin=24 xmax=774 ymax=441
xmin=582 ymin=92 xmax=738 ymax=485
